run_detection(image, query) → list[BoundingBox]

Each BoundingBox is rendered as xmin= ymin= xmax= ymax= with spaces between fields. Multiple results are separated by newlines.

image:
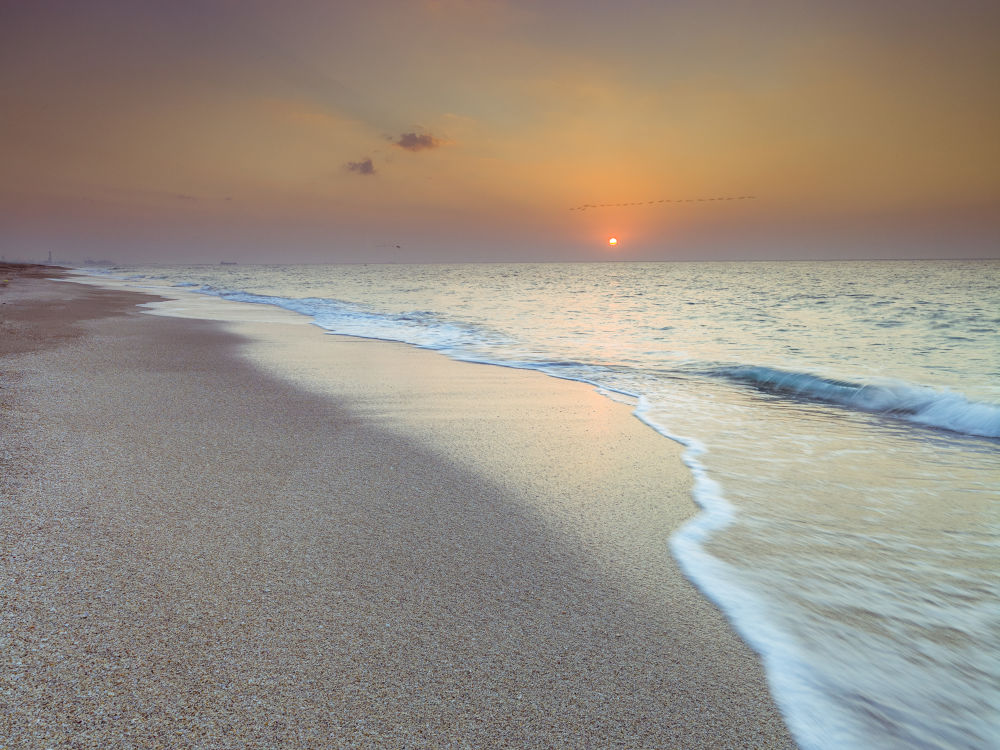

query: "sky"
xmin=2 ymin=0 xmax=998 ymax=263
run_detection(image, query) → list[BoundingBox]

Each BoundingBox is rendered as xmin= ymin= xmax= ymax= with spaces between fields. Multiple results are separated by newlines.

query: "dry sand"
xmin=1 ymin=271 xmax=796 ymax=748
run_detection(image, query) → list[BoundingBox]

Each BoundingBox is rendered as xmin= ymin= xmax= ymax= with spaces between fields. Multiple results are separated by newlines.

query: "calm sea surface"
xmin=86 ymin=260 xmax=999 ymax=750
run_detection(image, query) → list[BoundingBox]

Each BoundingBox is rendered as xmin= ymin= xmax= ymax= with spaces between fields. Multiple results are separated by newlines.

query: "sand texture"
xmin=1 ymin=274 xmax=795 ymax=748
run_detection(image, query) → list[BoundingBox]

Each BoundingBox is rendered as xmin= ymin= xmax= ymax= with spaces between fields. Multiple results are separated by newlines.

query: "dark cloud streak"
xmin=569 ymin=195 xmax=756 ymax=211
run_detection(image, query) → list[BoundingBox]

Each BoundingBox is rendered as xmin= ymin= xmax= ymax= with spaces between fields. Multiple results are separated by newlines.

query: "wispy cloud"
xmin=393 ymin=132 xmax=443 ymax=151
xmin=568 ymin=195 xmax=756 ymax=211
xmin=345 ymin=157 xmax=376 ymax=175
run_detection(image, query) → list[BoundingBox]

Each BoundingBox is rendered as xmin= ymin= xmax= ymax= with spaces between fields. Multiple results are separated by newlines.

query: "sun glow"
xmin=608 ymin=237 xmax=618 ymax=247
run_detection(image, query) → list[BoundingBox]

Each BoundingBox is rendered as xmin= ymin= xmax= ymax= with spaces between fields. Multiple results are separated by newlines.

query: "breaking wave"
xmin=708 ymin=365 xmax=1000 ymax=438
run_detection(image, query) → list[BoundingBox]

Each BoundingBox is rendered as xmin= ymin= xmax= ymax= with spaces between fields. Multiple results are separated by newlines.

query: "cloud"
xmin=345 ymin=157 xmax=376 ymax=175
xmin=568 ymin=195 xmax=756 ymax=210
xmin=394 ymin=132 xmax=442 ymax=151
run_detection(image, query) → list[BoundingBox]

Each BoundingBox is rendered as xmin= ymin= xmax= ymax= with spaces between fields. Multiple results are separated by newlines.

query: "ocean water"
xmin=83 ymin=260 xmax=999 ymax=750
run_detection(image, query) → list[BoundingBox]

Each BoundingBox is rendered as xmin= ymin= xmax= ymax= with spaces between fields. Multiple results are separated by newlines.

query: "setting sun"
xmin=608 ymin=237 xmax=618 ymax=247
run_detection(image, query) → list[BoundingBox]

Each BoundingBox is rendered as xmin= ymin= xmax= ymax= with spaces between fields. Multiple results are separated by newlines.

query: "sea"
xmin=81 ymin=260 xmax=999 ymax=750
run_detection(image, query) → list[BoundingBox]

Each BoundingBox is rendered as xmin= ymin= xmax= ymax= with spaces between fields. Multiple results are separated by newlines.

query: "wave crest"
xmin=710 ymin=365 xmax=1000 ymax=438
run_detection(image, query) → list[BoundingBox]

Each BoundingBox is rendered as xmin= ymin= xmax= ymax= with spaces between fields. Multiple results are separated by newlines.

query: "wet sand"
xmin=1 ymin=271 xmax=795 ymax=748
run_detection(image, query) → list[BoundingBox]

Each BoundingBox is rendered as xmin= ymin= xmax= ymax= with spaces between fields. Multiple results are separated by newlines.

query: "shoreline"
xmin=2 ymin=271 xmax=795 ymax=747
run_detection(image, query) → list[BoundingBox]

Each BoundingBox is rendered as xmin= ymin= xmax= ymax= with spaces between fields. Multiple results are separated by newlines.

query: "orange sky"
xmin=2 ymin=0 xmax=998 ymax=262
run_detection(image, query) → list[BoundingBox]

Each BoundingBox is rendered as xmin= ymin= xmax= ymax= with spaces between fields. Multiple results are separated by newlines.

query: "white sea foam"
xmin=634 ymin=398 xmax=863 ymax=750
xmin=189 ymin=283 xmax=1000 ymax=440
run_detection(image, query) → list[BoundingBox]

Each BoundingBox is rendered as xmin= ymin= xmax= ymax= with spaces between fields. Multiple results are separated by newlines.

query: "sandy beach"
xmin=1 ymin=269 xmax=795 ymax=748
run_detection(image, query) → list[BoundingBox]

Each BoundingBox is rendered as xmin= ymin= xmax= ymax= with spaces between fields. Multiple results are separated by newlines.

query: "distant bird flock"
xmin=569 ymin=195 xmax=756 ymax=211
